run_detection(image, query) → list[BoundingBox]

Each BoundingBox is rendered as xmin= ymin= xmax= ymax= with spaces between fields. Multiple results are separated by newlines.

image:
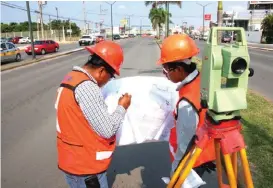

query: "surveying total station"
xmin=168 ymin=27 xmax=255 ymax=188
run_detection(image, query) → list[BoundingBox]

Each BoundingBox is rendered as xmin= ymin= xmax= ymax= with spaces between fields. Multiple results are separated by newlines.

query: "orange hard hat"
xmin=85 ymin=41 xmax=124 ymax=75
xmin=157 ymin=34 xmax=200 ymax=65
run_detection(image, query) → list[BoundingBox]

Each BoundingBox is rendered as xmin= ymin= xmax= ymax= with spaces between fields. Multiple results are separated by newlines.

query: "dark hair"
xmin=165 ymin=61 xmax=197 ymax=74
xmin=85 ymin=54 xmax=115 ymax=77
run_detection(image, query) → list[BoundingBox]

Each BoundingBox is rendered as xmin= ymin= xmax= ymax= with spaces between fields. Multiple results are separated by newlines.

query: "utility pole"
xmin=37 ymin=14 xmax=40 ymax=40
xmin=38 ymin=1 xmax=44 ymax=39
xmin=69 ymin=19 xmax=72 ymax=40
xmin=127 ymin=14 xmax=133 ymax=35
xmin=196 ymin=2 xmax=212 ymax=37
xmin=26 ymin=1 xmax=36 ymax=59
xmin=217 ymin=1 xmax=223 ymax=44
xmin=166 ymin=2 xmax=170 ymax=37
xmin=55 ymin=7 xmax=61 ymax=42
xmin=105 ymin=1 xmax=116 ymax=41
xmin=140 ymin=18 xmax=142 ymax=35
xmin=49 ymin=15 xmax=52 ymax=39
xmin=83 ymin=1 xmax=87 ymax=34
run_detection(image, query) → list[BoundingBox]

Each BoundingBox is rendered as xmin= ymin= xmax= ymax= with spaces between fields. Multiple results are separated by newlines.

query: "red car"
xmin=12 ymin=37 xmax=23 ymax=44
xmin=96 ymin=36 xmax=105 ymax=43
xmin=25 ymin=40 xmax=59 ymax=55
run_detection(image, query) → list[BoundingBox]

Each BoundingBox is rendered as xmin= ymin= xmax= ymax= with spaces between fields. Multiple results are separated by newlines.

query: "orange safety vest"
xmin=169 ymin=73 xmax=215 ymax=168
xmin=55 ymin=70 xmax=116 ymax=175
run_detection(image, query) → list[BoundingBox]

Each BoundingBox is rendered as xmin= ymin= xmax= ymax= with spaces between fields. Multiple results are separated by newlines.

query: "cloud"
xmin=118 ymin=5 xmax=126 ymax=9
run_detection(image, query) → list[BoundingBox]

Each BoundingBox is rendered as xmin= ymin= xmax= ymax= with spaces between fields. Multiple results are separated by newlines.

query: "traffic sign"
xmin=204 ymin=14 xmax=211 ymax=21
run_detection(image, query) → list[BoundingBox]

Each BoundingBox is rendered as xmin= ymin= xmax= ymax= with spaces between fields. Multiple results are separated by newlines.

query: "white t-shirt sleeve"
xmin=172 ymin=99 xmax=199 ymax=173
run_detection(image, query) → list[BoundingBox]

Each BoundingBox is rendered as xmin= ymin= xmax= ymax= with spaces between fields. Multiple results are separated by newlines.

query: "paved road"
xmin=2 ymin=37 xmax=218 ymax=188
xmin=195 ymin=40 xmax=273 ymax=101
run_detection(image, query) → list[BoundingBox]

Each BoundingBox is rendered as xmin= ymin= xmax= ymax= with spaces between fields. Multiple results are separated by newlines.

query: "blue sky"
xmin=1 ymin=1 xmax=249 ymax=29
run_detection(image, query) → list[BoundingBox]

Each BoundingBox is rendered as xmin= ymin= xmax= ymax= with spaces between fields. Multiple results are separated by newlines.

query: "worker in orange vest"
xmin=157 ymin=34 xmax=216 ymax=183
xmin=55 ymin=41 xmax=131 ymax=188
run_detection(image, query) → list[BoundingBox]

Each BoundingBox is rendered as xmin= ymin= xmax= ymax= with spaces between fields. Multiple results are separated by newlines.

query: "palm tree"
xmin=261 ymin=13 xmax=273 ymax=44
xmin=149 ymin=7 xmax=169 ymax=38
xmin=145 ymin=1 xmax=182 ymax=36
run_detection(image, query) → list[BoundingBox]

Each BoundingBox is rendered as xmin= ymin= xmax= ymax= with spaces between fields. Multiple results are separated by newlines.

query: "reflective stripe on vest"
xmin=56 ymin=70 xmax=116 ymax=175
xmin=169 ymin=73 xmax=215 ymax=168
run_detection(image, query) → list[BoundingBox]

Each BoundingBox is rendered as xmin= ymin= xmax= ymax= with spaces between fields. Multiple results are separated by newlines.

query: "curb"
xmin=1 ymin=48 xmax=84 ymax=72
xmin=248 ymin=46 xmax=273 ymax=51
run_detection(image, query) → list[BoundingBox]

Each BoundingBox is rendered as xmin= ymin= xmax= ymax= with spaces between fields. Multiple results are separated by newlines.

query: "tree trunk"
xmin=217 ymin=1 xmax=223 ymax=44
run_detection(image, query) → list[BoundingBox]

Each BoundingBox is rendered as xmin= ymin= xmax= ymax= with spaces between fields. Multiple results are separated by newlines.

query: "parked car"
xmin=12 ymin=37 xmax=23 ymax=44
xmin=19 ymin=37 xmax=31 ymax=44
xmin=1 ymin=42 xmax=21 ymax=63
xmin=25 ymin=40 xmax=59 ymax=55
xmin=78 ymin=35 xmax=96 ymax=46
xmin=113 ymin=34 xmax=121 ymax=40
xmin=96 ymin=36 xmax=105 ymax=43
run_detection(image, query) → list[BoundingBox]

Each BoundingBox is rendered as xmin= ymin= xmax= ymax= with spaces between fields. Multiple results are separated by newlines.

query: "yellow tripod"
xmin=167 ymin=118 xmax=254 ymax=188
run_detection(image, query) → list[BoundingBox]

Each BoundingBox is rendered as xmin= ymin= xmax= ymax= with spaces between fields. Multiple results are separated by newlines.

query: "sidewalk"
xmin=248 ymin=42 xmax=273 ymax=50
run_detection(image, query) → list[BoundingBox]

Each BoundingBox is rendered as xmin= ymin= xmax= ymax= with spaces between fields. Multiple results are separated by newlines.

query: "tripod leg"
xmin=232 ymin=152 xmax=238 ymax=179
xmin=174 ymin=148 xmax=203 ymax=188
xmin=223 ymin=154 xmax=237 ymax=188
xmin=239 ymin=149 xmax=254 ymax=188
xmin=215 ymin=141 xmax=224 ymax=187
xmin=168 ymin=147 xmax=194 ymax=188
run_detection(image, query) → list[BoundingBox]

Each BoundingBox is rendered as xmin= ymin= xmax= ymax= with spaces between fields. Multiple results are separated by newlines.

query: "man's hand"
xmin=118 ymin=93 xmax=132 ymax=110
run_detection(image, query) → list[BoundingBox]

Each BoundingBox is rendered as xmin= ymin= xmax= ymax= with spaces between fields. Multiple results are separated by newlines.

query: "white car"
xmin=1 ymin=42 xmax=22 ymax=62
xmin=78 ymin=35 xmax=96 ymax=46
xmin=19 ymin=37 xmax=31 ymax=44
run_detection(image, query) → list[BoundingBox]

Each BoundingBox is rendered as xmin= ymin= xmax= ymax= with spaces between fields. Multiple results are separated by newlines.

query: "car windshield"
xmin=81 ymin=36 xmax=91 ymax=38
xmin=34 ymin=41 xmax=45 ymax=45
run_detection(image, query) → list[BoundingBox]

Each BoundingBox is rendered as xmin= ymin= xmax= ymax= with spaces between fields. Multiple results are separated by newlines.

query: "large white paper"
xmin=102 ymin=76 xmax=205 ymax=187
xmin=102 ymin=76 xmax=179 ymax=145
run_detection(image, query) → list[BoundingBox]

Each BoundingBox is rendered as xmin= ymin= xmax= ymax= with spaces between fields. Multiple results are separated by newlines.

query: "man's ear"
xmin=98 ymin=67 xmax=105 ymax=74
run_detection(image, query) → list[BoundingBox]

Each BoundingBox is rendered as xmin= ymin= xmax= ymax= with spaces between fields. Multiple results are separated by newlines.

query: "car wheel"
xmin=41 ymin=49 xmax=46 ymax=55
xmin=15 ymin=53 xmax=21 ymax=62
xmin=26 ymin=52 xmax=32 ymax=55
xmin=55 ymin=47 xmax=59 ymax=52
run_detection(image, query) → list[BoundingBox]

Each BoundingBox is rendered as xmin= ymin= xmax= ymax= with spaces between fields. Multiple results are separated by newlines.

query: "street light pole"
xmin=55 ymin=7 xmax=61 ymax=42
xmin=196 ymin=2 xmax=212 ymax=36
xmin=105 ymin=1 xmax=116 ymax=41
xmin=26 ymin=1 xmax=36 ymax=59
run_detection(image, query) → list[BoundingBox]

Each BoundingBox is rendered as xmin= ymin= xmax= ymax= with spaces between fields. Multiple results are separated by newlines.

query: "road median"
xmin=156 ymin=39 xmax=273 ymax=187
xmin=1 ymin=47 xmax=84 ymax=72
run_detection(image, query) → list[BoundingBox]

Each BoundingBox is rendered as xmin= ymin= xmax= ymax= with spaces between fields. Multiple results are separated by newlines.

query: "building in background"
xmin=247 ymin=1 xmax=273 ymax=31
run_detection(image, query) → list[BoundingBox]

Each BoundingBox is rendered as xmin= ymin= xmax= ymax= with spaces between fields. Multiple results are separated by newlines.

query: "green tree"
xmin=261 ymin=13 xmax=273 ymax=44
xmin=145 ymin=1 xmax=182 ymax=37
xmin=149 ymin=7 xmax=169 ymax=37
xmin=50 ymin=19 xmax=80 ymax=36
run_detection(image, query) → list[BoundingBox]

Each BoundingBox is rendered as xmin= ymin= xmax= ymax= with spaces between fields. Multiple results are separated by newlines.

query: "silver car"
xmin=1 ymin=42 xmax=22 ymax=63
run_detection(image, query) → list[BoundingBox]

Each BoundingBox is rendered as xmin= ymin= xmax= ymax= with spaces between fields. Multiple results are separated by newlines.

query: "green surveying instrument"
xmin=168 ymin=27 xmax=255 ymax=188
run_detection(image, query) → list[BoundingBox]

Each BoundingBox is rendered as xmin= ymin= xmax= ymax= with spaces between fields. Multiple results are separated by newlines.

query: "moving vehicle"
xmin=19 ymin=37 xmax=31 ymax=44
xmin=78 ymin=35 xmax=96 ymax=46
xmin=12 ymin=37 xmax=23 ymax=44
xmin=113 ymin=34 xmax=121 ymax=40
xmin=1 ymin=42 xmax=21 ymax=63
xmin=25 ymin=40 xmax=59 ymax=55
xmin=95 ymin=36 xmax=105 ymax=43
